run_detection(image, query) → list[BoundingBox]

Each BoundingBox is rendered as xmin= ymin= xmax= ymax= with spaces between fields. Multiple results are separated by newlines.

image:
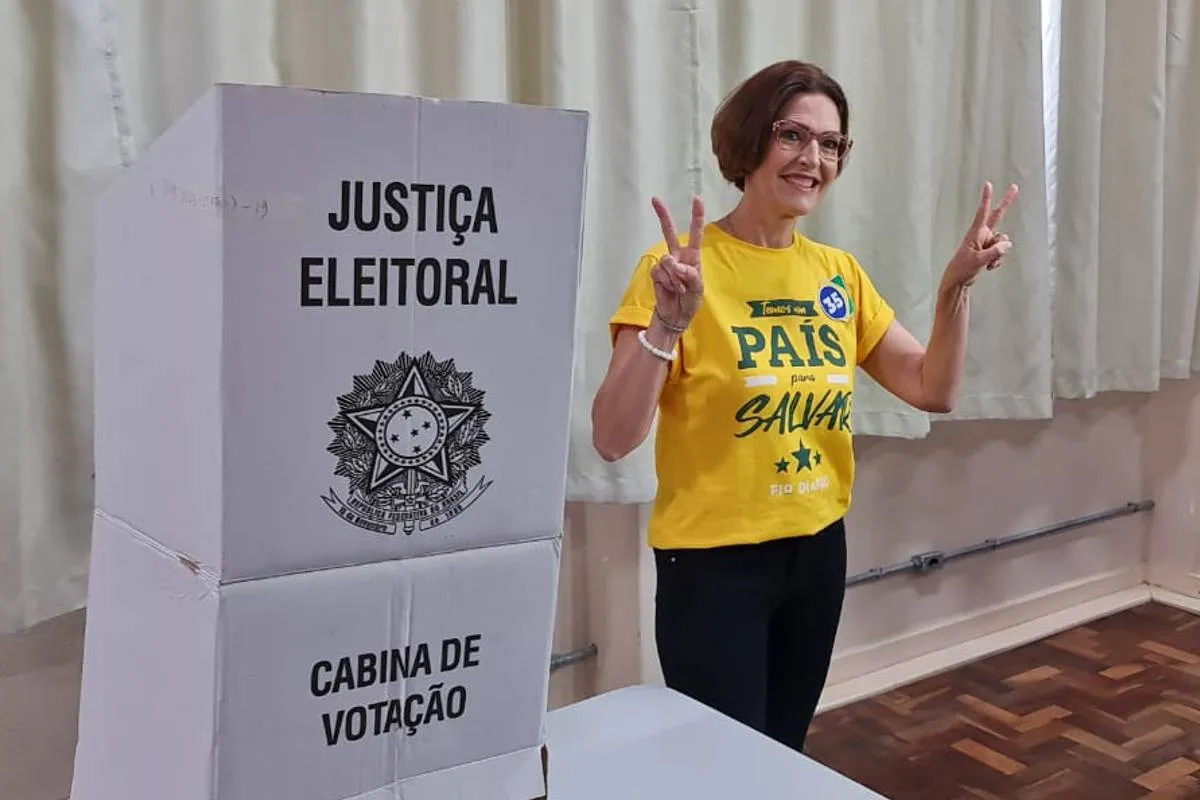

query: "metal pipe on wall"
xmin=844 ymin=500 xmax=1155 ymax=588
xmin=550 ymin=643 xmax=598 ymax=673
xmin=547 ymin=500 xmax=1155 ymax=672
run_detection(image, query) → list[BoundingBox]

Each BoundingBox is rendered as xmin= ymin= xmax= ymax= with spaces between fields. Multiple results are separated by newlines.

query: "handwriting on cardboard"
xmin=311 ymin=634 xmax=483 ymax=745
xmin=148 ymin=178 xmax=272 ymax=219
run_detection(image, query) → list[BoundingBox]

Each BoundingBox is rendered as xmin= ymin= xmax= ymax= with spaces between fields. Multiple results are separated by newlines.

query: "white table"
xmin=544 ymin=685 xmax=887 ymax=799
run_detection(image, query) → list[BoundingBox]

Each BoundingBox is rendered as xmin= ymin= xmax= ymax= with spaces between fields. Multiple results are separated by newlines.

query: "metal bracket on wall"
xmin=844 ymin=500 xmax=1155 ymax=589
xmin=550 ymin=643 xmax=599 ymax=673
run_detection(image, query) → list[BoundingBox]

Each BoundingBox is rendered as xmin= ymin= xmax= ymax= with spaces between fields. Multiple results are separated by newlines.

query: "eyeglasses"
xmin=772 ymin=120 xmax=852 ymax=164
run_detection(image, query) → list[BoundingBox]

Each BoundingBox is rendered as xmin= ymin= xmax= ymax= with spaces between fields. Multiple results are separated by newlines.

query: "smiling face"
xmin=743 ymin=93 xmax=847 ymax=218
xmin=711 ymin=61 xmax=854 ymax=220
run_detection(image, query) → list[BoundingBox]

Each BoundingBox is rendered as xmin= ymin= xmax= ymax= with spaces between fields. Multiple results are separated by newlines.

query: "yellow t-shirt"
xmin=609 ymin=223 xmax=895 ymax=551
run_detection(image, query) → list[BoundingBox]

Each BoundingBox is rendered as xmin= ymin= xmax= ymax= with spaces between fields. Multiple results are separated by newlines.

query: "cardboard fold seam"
xmin=392 ymin=573 xmax=416 ymax=787
xmin=209 ymin=610 xmax=225 ymax=799
xmin=93 ymin=507 xmax=220 ymax=592
xmin=213 ymin=528 xmax=566 ymax=588
xmin=336 ymin=744 xmax=548 ymax=800
xmin=406 ymin=94 xmax=420 ymax=370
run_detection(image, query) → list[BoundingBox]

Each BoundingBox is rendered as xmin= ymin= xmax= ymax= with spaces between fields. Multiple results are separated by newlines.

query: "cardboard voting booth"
xmin=72 ymin=83 xmax=589 ymax=800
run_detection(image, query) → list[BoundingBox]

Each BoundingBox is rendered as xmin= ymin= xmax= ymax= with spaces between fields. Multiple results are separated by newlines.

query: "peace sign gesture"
xmin=946 ymin=181 xmax=1019 ymax=289
xmin=649 ymin=195 xmax=706 ymax=332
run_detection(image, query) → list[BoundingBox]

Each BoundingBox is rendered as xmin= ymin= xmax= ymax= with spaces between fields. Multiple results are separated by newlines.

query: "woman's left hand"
xmin=944 ymin=181 xmax=1019 ymax=289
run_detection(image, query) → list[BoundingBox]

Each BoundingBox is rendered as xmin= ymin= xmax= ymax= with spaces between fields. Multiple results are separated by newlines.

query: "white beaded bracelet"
xmin=638 ymin=329 xmax=677 ymax=361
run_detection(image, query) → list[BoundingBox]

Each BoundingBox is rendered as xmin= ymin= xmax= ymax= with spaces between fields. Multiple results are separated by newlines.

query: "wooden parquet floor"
xmin=807 ymin=602 xmax=1200 ymax=799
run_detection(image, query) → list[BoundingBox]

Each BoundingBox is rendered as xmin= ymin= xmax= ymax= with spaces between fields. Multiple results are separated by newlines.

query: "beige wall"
xmin=548 ymin=377 xmax=1200 ymax=709
xmin=1144 ymin=378 xmax=1200 ymax=598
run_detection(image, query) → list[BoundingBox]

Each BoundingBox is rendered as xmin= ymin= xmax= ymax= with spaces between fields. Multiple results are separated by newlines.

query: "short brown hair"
xmin=711 ymin=60 xmax=851 ymax=190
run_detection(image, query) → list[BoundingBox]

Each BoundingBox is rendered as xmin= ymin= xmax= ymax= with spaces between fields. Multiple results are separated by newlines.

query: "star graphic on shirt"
xmin=774 ymin=458 xmax=791 ymax=473
xmin=792 ymin=440 xmax=821 ymax=472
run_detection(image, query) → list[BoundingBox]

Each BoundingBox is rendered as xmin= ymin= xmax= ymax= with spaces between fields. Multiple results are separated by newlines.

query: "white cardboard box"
xmin=91 ymin=83 xmax=589 ymax=582
xmin=72 ymin=511 xmax=559 ymax=800
xmin=74 ymin=84 xmax=588 ymax=800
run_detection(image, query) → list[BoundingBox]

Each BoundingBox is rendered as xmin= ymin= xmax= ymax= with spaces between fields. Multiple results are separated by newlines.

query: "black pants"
xmin=653 ymin=518 xmax=847 ymax=753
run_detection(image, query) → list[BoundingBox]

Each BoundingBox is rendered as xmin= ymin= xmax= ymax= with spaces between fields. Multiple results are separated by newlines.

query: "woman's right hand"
xmin=590 ymin=195 xmax=705 ymax=462
xmin=649 ymin=196 xmax=706 ymax=331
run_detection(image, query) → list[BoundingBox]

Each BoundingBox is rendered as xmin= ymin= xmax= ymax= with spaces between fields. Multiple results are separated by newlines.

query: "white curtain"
xmin=0 ymin=0 xmax=1196 ymax=634
xmin=1053 ymin=0 xmax=1200 ymax=395
xmin=576 ymin=0 xmax=1058 ymax=502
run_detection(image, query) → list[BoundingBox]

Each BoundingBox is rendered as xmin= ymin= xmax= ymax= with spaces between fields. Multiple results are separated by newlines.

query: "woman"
xmin=590 ymin=59 xmax=1017 ymax=753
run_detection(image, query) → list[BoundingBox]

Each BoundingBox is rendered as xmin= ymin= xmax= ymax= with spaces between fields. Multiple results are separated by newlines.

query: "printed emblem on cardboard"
xmin=322 ymin=351 xmax=492 ymax=536
xmin=818 ymin=275 xmax=855 ymax=322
